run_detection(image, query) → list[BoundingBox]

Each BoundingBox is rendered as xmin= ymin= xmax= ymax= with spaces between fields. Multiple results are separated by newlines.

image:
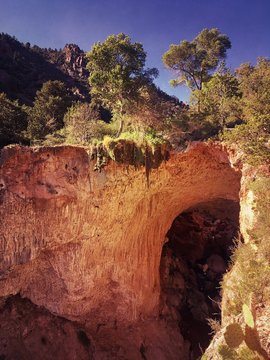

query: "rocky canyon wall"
xmin=0 ymin=143 xmax=241 ymax=323
xmin=0 ymin=142 xmax=242 ymax=358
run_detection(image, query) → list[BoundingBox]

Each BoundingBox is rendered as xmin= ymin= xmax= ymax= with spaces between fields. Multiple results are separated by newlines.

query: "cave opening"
xmin=159 ymin=198 xmax=240 ymax=360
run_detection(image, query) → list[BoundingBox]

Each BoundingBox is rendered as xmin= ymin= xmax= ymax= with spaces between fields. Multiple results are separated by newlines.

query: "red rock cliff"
xmin=0 ymin=142 xmax=241 ymax=358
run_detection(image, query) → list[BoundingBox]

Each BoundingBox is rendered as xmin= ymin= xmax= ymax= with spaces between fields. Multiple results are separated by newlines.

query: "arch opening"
xmin=159 ymin=198 xmax=240 ymax=359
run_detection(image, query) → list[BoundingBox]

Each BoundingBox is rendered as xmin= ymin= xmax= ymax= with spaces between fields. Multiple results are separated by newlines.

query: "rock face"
xmin=0 ymin=295 xmax=94 ymax=360
xmin=0 ymin=142 xmax=241 ymax=358
xmin=0 ymin=33 xmax=90 ymax=104
xmin=62 ymin=44 xmax=88 ymax=79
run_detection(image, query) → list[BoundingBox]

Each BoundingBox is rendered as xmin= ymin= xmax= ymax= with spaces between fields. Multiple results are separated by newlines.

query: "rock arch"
xmin=0 ymin=142 xmax=241 ymax=358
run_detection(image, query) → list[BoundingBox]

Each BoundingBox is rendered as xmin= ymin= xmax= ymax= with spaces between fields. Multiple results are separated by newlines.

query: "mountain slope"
xmin=0 ymin=33 xmax=90 ymax=104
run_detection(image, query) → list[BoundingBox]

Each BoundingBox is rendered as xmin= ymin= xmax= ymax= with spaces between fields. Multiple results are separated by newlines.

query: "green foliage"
xmin=64 ymin=102 xmax=104 ymax=144
xmin=162 ymin=31 xmax=268 ymax=161
xmin=163 ymin=28 xmax=231 ymax=91
xmin=1 ymin=30 xmax=268 ymax=161
xmin=224 ymin=323 xmax=244 ymax=348
xmin=192 ymin=65 xmax=242 ymax=135
xmin=237 ymin=58 xmax=270 ymax=129
xmin=86 ymin=33 xmax=158 ymax=135
xmin=223 ymin=58 xmax=270 ymax=164
xmin=222 ymin=174 xmax=270 ymax=321
xmin=102 ymin=130 xmax=167 ymax=156
xmin=222 ymin=241 xmax=270 ymax=316
xmin=248 ymin=177 xmax=270 ymax=242
xmin=90 ymin=131 xmax=169 ymax=183
xmin=42 ymin=130 xmax=66 ymax=146
xmin=224 ymin=124 xmax=270 ymax=165
xmin=27 ymin=80 xmax=72 ymax=140
xmin=162 ymin=28 xmax=241 ymax=141
xmin=0 ymin=92 xmax=28 ymax=145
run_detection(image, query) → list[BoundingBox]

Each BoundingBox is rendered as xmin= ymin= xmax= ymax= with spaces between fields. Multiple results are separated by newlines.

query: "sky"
xmin=1 ymin=0 xmax=270 ymax=101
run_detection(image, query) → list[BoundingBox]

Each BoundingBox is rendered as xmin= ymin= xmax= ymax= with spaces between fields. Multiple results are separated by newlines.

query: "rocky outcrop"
xmin=0 ymin=33 xmax=90 ymax=104
xmin=204 ymin=162 xmax=270 ymax=359
xmin=0 ymin=142 xmax=242 ymax=358
xmin=62 ymin=44 xmax=88 ymax=79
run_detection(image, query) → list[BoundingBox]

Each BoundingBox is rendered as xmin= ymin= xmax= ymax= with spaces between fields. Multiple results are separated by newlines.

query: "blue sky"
xmin=1 ymin=0 xmax=270 ymax=101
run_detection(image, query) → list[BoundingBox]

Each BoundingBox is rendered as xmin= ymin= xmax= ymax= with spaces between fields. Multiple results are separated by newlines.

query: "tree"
xmin=237 ymin=58 xmax=270 ymax=133
xmin=0 ymin=92 xmax=28 ymax=146
xmin=64 ymin=102 xmax=106 ymax=144
xmin=27 ymin=80 xmax=72 ymax=140
xmin=194 ymin=65 xmax=242 ymax=132
xmin=162 ymin=28 xmax=231 ymax=93
xmin=86 ymin=33 xmax=158 ymax=135
xmin=224 ymin=58 xmax=270 ymax=163
xmin=128 ymin=84 xmax=187 ymax=133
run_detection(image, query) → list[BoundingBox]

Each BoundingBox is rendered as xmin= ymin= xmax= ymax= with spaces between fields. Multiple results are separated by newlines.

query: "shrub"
xmin=64 ymin=102 xmax=117 ymax=145
xmin=222 ymin=240 xmax=270 ymax=316
xmin=0 ymin=92 xmax=28 ymax=146
xmin=27 ymin=80 xmax=72 ymax=141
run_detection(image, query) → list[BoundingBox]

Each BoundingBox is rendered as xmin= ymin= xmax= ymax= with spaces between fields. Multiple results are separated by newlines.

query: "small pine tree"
xmin=0 ymin=92 xmax=28 ymax=145
xmin=27 ymin=80 xmax=71 ymax=140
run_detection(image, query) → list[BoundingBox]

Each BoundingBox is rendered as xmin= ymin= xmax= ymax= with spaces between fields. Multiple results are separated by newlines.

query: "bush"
xmin=223 ymin=124 xmax=270 ymax=165
xmin=222 ymin=239 xmax=270 ymax=317
xmin=64 ymin=102 xmax=117 ymax=145
xmin=0 ymin=92 xmax=28 ymax=146
xmin=27 ymin=80 xmax=72 ymax=141
xmin=223 ymin=58 xmax=270 ymax=165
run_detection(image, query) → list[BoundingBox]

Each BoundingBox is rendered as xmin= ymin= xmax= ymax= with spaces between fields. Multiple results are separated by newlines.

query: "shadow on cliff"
xmin=0 ymin=295 xmax=94 ymax=360
xmin=159 ymin=199 xmax=240 ymax=360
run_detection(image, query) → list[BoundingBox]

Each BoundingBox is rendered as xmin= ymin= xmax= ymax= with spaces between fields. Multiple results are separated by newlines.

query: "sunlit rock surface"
xmin=0 ymin=143 xmax=242 ymax=359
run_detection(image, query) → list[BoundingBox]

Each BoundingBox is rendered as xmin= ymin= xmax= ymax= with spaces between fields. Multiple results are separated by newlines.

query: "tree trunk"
xmin=116 ymin=117 xmax=124 ymax=137
xmin=197 ymin=100 xmax=201 ymax=113
xmin=115 ymin=101 xmax=124 ymax=137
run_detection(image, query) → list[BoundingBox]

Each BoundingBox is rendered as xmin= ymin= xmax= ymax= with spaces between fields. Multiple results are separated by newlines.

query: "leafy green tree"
xmin=237 ymin=58 xmax=270 ymax=132
xmin=224 ymin=58 xmax=270 ymax=163
xmin=27 ymin=80 xmax=72 ymax=140
xmin=194 ymin=65 xmax=242 ymax=133
xmin=86 ymin=33 xmax=158 ymax=135
xmin=0 ymin=92 xmax=28 ymax=145
xmin=162 ymin=28 xmax=231 ymax=92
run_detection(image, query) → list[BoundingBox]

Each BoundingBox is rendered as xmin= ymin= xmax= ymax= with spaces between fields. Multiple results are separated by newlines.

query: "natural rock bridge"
xmin=0 ymin=143 xmax=242 ymax=359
